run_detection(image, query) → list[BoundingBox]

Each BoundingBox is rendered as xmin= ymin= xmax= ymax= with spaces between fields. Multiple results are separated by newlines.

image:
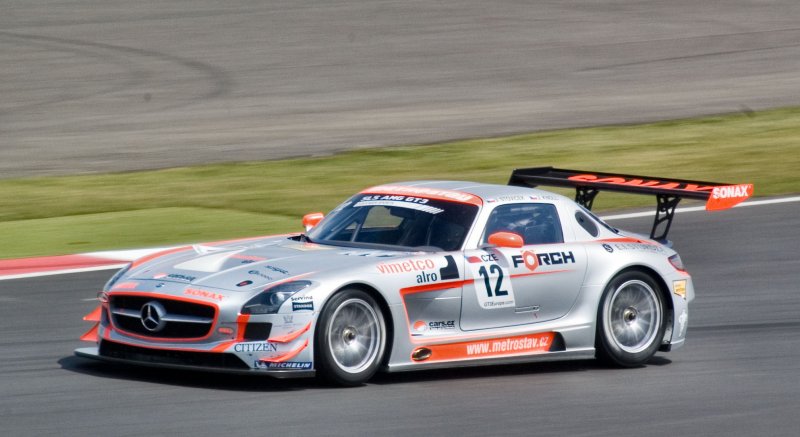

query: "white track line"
xmin=84 ymin=247 xmax=174 ymax=262
xmin=600 ymin=195 xmax=800 ymax=221
xmin=0 ymin=263 xmax=129 ymax=281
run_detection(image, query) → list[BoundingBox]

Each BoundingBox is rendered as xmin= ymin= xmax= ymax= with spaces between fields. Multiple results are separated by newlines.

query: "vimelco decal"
xmin=377 ymin=259 xmax=436 ymax=274
xmin=378 ymin=255 xmax=459 ymax=283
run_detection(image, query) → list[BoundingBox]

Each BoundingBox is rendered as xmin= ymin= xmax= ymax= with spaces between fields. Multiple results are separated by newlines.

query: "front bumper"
xmin=78 ymin=299 xmax=318 ymax=377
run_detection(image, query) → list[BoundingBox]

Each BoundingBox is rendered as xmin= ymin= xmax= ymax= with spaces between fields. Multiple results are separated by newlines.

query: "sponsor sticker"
xmin=362 ymin=185 xmax=481 ymax=205
xmin=231 ymin=254 xmax=267 ymax=262
xmin=412 ymin=320 xmax=456 ymax=333
xmin=248 ymin=270 xmax=274 ymax=281
xmin=673 ymin=279 xmax=687 ymax=299
xmin=486 ymin=195 xmax=525 ymax=203
xmin=466 ymin=255 xmax=515 ymax=309
xmin=511 ymin=250 xmax=576 ymax=271
xmin=706 ymin=184 xmax=753 ymax=211
xmin=678 ymin=309 xmax=688 ymax=336
xmin=607 ymin=243 xmax=665 ymax=253
xmin=376 ymin=255 xmax=459 ymax=282
xmin=418 ymin=332 xmax=555 ymax=362
xmin=167 ymin=273 xmax=196 ymax=282
xmin=376 ymin=258 xmax=437 ymax=274
xmin=255 ymin=361 xmax=312 ymax=369
xmin=355 ymin=195 xmax=444 ymax=215
xmin=292 ymin=300 xmax=314 ymax=312
xmin=183 ymin=288 xmax=225 ymax=301
xmin=265 ymin=265 xmax=289 ymax=275
xmin=234 ymin=342 xmax=279 ymax=353
xmin=291 ymin=243 xmax=333 ymax=251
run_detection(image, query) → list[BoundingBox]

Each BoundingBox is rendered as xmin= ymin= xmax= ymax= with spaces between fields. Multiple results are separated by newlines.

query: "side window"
xmin=483 ymin=203 xmax=564 ymax=245
xmin=575 ymin=211 xmax=599 ymax=237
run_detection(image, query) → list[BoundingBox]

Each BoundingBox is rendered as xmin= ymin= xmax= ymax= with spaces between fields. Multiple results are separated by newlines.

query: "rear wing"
xmin=508 ymin=167 xmax=753 ymax=242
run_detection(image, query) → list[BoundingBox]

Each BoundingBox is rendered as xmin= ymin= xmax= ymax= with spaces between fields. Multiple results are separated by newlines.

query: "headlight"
xmin=241 ymin=281 xmax=313 ymax=315
xmin=103 ymin=263 xmax=132 ymax=291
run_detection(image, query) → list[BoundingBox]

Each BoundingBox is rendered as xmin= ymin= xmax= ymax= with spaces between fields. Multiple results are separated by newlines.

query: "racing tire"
xmin=596 ymin=271 xmax=666 ymax=367
xmin=315 ymin=289 xmax=387 ymax=386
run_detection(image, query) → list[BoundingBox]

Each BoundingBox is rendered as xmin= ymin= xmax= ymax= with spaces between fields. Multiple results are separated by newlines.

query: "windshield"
xmin=307 ymin=194 xmax=479 ymax=251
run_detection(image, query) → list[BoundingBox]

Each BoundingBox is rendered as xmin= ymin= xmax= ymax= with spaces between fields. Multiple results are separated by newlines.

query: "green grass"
xmin=1 ymin=106 xmax=799 ymax=259
xmin=0 ymin=208 xmax=295 ymax=258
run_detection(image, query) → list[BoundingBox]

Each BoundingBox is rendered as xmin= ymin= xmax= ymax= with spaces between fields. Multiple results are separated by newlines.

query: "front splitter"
xmin=74 ymin=347 xmax=315 ymax=379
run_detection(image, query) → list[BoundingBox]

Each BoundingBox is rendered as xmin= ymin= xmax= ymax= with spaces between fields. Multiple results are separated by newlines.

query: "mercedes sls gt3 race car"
xmin=76 ymin=167 xmax=752 ymax=385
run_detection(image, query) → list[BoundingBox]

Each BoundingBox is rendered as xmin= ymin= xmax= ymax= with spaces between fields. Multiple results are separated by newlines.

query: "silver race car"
xmin=76 ymin=167 xmax=752 ymax=385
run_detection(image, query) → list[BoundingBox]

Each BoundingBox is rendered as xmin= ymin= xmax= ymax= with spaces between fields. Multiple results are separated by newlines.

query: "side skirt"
xmin=385 ymin=348 xmax=596 ymax=373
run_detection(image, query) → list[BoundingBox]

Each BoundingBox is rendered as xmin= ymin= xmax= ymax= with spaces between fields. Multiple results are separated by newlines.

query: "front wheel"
xmin=315 ymin=289 xmax=387 ymax=386
xmin=596 ymin=271 xmax=666 ymax=367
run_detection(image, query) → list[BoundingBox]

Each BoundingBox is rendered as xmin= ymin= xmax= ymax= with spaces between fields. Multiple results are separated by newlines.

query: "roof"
xmin=362 ymin=180 xmax=572 ymax=205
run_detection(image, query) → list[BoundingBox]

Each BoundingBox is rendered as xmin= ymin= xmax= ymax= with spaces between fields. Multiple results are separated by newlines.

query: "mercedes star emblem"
xmin=140 ymin=301 xmax=167 ymax=332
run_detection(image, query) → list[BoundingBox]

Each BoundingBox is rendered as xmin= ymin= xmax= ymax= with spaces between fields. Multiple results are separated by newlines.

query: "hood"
xmin=124 ymin=236 xmax=404 ymax=292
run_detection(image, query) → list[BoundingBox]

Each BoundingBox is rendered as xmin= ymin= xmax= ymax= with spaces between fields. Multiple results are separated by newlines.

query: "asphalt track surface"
xmin=3 ymin=1 xmax=800 ymax=177
xmin=0 ymin=200 xmax=798 ymax=436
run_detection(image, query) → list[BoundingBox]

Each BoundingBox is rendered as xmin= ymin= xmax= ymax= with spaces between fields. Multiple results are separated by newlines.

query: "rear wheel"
xmin=315 ymin=289 xmax=387 ymax=386
xmin=596 ymin=271 xmax=666 ymax=366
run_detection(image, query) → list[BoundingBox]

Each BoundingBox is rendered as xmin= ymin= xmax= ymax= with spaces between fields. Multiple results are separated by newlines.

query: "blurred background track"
xmin=2 ymin=0 xmax=800 ymax=177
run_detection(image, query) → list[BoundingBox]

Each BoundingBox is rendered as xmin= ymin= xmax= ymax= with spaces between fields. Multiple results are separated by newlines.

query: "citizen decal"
xmin=234 ymin=342 xmax=278 ymax=353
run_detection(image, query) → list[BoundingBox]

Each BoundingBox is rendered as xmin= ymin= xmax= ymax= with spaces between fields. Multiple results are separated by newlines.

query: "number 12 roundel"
xmin=472 ymin=262 xmax=515 ymax=309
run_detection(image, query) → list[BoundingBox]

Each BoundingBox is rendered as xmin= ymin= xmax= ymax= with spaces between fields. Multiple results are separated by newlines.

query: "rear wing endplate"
xmin=509 ymin=167 xmax=753 ymax=242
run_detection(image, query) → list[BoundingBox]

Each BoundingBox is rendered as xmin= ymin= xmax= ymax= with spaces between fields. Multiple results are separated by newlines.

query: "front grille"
xmin=109 ymin=295 xmax=216 ymax=339
xmin=99 ymin=340 xmax=250 ymax=370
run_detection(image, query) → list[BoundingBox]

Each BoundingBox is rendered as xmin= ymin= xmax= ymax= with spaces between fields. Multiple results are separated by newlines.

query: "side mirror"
xmin=487 ymin=231 xmax=524 ymax=248
xmin=302 ymin=212 xmax=324 ymax=232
